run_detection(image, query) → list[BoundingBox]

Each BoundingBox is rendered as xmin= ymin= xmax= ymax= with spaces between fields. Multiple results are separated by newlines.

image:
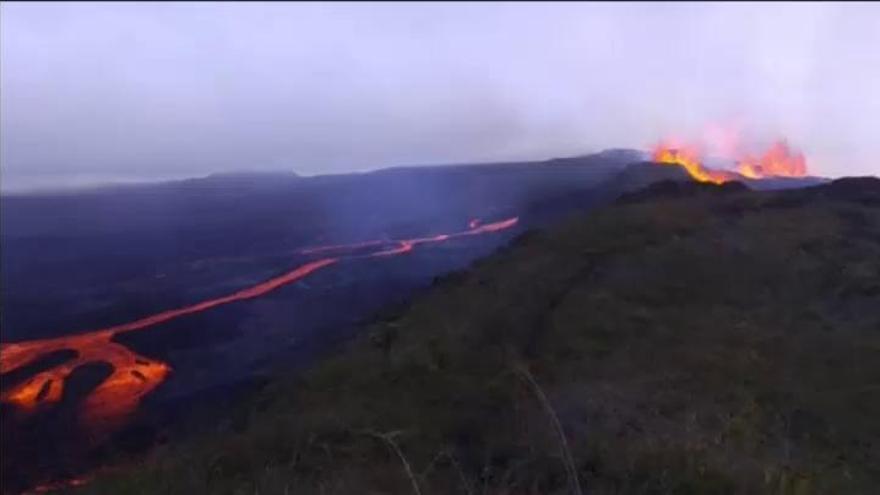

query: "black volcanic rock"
xmin=743 ymin=175 xmax=829 ymax=191
xmin=604 ymin=161 xmax=692 ymax=192
xmin=758 ymin=176 xmax=880 ymax=209
xmin=817 ymin=176 xmax=880 ymax=203
xmin=588 ymin=161 xmax=693 ymax=205
xmin=616 ymin=178 xmax=749 ymax=204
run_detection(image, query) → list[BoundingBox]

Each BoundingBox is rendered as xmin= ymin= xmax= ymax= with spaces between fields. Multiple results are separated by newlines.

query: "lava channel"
xmin=0 ymin=217 xmax=519 ymax=431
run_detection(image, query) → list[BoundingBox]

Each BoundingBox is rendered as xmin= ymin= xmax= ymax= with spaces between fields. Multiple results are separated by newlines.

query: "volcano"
xmin=0 ymin=148 xmax=839 ymax=492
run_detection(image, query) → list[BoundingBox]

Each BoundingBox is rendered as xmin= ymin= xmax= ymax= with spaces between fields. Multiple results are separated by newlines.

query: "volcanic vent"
xmin=652 ymin=138 xmax=810 ymax=184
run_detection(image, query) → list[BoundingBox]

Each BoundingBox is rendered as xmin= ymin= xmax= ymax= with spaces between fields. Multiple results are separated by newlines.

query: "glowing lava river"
xmin=0 ymin=217 xmax=519 ymax=434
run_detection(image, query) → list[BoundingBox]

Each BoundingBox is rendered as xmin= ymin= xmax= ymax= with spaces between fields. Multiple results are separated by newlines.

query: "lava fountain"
xmin=735 ymin=140 xmax=807 ymax=179
xmin=652 ymin=138 xmax=809 ymax=184
xmin=0 ymin=217 xmax=519 ymax=433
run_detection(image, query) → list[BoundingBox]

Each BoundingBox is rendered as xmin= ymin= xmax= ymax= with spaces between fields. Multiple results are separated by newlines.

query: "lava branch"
xmin=0 ymin=331 xmax=170 ymax=429
xmin=0 ymin=217 xmax=520 ymax=431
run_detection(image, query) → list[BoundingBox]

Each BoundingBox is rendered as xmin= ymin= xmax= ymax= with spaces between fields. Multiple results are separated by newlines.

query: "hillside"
xmin=74 ymin=177 xmax=880 ymax=494
xmin=1 ymin=151 xmax=654 ymax=492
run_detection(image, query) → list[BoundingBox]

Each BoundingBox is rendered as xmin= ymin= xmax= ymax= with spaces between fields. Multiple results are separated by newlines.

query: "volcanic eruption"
xmin=652 ymin=138 xmax=809 ymax=184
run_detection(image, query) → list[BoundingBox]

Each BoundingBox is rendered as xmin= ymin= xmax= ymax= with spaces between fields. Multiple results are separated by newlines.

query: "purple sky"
xmin=2 ymin=2 xmax=878 ymax=191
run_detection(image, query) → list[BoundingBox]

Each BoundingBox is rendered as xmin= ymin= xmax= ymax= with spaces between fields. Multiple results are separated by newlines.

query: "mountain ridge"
xmin=71 ymin=176 xmax=880 ymax=494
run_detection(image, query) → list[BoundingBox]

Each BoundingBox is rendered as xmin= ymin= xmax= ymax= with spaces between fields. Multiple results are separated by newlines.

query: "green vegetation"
xmin=78 ymin=180 xmax=880 ymax=494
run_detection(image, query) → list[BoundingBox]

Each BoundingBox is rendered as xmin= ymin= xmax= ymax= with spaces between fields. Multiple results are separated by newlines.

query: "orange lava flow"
xmin=297 ymin=216 xmax=519 ymax=256
xmin=28 ymin=476 xmax=91 ymax=494
xmin=651 ymin=143 xmax=736 ymax=184
xmin=652 ymin=138 xmax=809 ymax=184
xmin=0 ymin=217 xmax=519 ymax=431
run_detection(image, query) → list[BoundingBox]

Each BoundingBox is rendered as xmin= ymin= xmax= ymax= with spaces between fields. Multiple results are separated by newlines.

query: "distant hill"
xmin=188 ymin=170 xmax=302 ymax=184
xmin=78 ymin=177 xmax=880 ymax=494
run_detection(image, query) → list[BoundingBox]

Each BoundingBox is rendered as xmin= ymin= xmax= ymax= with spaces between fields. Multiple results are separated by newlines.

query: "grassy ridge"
xmin=79 ymin=179 xmax=880 ymax=494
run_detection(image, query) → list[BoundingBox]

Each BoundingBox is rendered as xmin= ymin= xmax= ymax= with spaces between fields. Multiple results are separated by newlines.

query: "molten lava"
xmin=30 ymin=476 xmax=91 ymax=494
xmin=652 ymin=138 xmax=809 ymax=184
xmin=1 ymin=217 xmax=519 ymax=432
xmin=652 ymin=143 xmax=735 ymax=185
xmin=735 ymin=140 xmax=807 ymax=179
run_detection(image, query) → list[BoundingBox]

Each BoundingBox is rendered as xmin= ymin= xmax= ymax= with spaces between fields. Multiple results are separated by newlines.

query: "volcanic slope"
xmin=78 ymin=177 xmax=880 ymax=495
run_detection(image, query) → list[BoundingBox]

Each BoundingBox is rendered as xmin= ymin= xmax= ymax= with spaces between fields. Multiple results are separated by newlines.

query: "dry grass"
xmin=361 ymin=429 xmax=422 ymax=495
xmin=513 ymin=362 xmax=582 ymax=495
xmin=71 ymin=180 xmax=880 ymax=495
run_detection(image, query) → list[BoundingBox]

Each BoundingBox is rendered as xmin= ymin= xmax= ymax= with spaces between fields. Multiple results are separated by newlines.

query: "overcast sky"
xmin=2 ymin=2 xmax=878 ymax=191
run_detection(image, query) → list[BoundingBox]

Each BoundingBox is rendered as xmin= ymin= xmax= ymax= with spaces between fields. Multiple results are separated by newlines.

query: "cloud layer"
xmin=2 ymin=2 xmax=878 ymax=190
